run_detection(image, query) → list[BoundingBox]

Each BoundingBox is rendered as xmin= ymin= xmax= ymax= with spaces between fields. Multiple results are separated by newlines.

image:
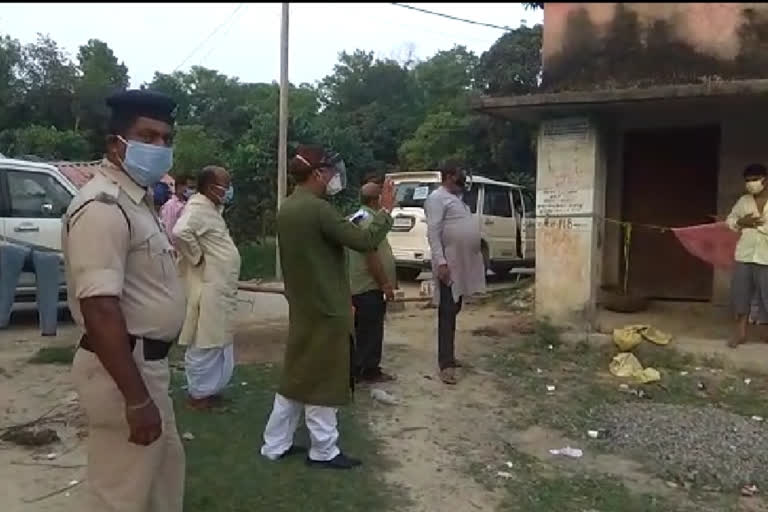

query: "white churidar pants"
xmin=184 ymin=343 xmax=235 ymax=399
xmin=261 ymin=393 xmax=340 ymax=462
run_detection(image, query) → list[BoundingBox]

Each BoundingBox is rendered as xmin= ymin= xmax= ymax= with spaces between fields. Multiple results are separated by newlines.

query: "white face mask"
xmin=325 ymin=173 xmax=343 ymax=196
xmin=746 ymin=179 xmax=765 ymax=195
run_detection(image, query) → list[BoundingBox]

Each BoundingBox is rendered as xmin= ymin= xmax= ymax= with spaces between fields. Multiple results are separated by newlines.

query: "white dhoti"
xmin=261 ymin=393 xmax=340 ymax=462
xmin=184 ymin=343 xmax=235 ymax=399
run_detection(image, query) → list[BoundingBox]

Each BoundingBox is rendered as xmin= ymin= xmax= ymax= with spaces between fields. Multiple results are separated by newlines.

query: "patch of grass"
xmin=467 ymin=444 xmax=685 ymax=512
xmin=173 ymin=364 xmax=405 ymax=512
xmin=632 ymin=343 xmax=695 ymax=371
xmin=699 ymin=354 xmax=726 ymax=370
xmin=483 ymin=330 xmax=768 ymax=434
xmin=532 ymin=318 xmax=563 ymax=349
xmin=499 ymin=471 xmax=678 ymax=512
xmin=477 ymin=330 xmax=768 ymax=510
xmin=239 ymin=239 xmax=276 ymax=281
xmin=28 ymin=346 xmax=75 ymax=365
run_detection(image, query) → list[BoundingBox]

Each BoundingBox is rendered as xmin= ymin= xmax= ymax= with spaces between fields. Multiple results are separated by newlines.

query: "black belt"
xmin=79 ymin=335 xmax=171 ymax=361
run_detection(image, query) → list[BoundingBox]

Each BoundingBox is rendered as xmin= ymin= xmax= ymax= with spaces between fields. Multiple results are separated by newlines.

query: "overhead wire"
xmin=390 ymin=3 xmax=515 ymax=32
xmin=173 ymin=3 xmax=246 ymax=72
xmin=199 ymin=3 xmax=251 ymax=65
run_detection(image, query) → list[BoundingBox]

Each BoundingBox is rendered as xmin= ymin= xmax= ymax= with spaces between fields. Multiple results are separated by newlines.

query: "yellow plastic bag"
xmin=609 ymin=353 xmax=643 ymax=377
xmin=612 ymin=325 xmax=648 ymax=352
xmin=635 ymin=367 xmax=661 ymax=384
xmin=609 ymin=353 xmax=661 ymax=384
xmin=613 ymin=324 xmax=673 ymax=350
xmin=641 ymin=326 xmax=672 ymax=346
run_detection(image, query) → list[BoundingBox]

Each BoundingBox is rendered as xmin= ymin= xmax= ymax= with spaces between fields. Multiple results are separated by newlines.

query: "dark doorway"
xmin=622 ymin=126 xmax=720 ymax=300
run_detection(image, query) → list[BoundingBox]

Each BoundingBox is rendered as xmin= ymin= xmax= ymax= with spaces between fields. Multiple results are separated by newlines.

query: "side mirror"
xmin=41 ymin=202 xmax=54 ymax=216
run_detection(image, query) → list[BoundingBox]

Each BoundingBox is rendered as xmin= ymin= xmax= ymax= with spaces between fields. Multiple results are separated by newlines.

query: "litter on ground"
xmin=371 ymin=388 xmax=399 ymax=405
xmin=549 ymin=446 xmax=583 ymax=458
xmin=609 ymin=353 xmax=661 ymax=384
xmin=613 ymin=325 xmax=673 ymax=352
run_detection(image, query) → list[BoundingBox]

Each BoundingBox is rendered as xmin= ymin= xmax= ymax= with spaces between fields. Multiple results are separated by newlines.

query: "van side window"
xmin=483 ymin=185 xmax=512 ymax=218
xmin=463 ymin=183 xmax=478 ymax=213
xmin=522 ymin=189 xmax=535 ymax=218
xmin=512 ymin=188 xmax=523 ymax=216
xmin=7 ymin=171 xmax=71 ymax=218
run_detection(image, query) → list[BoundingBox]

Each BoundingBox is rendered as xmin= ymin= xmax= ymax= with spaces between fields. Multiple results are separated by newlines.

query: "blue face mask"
xmin=223 ymin=185 xmax=234 ymax=205
xmin=213 ymin=184 xmax=234 ymax=205
xmin=118 ymin=136 xmax=173 ymax=187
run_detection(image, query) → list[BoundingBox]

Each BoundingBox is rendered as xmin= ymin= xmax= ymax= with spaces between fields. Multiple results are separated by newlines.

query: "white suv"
xmin=385 ymin=171 xmax=536 ymax=280
xmin=0 ymin=157 xmax=79 ymax=304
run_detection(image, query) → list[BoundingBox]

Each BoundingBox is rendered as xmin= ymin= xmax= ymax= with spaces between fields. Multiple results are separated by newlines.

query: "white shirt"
xmin=726 ymin=194 xmax=768 ymax=265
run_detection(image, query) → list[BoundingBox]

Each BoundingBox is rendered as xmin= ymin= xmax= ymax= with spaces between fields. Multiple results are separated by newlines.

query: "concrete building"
xmin=473 ymin=3 xmax=768 ymax=330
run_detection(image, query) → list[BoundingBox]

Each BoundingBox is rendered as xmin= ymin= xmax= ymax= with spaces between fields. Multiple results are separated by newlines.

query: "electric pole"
xmin=276 ymin=2 xmax=289 ymax=280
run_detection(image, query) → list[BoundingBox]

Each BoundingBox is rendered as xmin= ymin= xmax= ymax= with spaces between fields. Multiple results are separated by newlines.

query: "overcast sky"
xmin=0 ymin=3 xmax=542 ymax=88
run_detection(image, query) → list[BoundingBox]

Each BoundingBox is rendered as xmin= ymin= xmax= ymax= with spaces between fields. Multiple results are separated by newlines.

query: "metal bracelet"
xmin=126 ymin=396 xmax=152 ymax=411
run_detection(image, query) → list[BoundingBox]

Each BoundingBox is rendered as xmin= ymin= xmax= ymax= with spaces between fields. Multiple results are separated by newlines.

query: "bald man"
xmin=173 ymin=166 xmax=240 ymax=409
xmin=348 ymin=183 xmax=397 ymax=383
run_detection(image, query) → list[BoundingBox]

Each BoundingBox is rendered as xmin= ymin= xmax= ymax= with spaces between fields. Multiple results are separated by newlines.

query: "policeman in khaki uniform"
xmin=63 ymin=90 xmax=186 ymax=512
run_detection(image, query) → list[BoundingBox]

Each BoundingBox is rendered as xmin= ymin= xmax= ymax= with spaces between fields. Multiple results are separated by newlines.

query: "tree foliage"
xmin=0 ymin=25 xmax=543 ymax=241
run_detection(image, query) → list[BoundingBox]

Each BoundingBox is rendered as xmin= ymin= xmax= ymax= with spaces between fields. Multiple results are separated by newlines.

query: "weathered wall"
xmin=535 ymin=117 xmax=605 ymax=325
xmin=599 ymin=102 xmax=768 ymax=304
xmin=542 ymin=3 xmax=768 ymax=91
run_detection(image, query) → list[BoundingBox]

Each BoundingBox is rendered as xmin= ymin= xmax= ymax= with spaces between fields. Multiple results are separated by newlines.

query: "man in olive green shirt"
xmin=348 ymin=182 xmax=397 ymax=383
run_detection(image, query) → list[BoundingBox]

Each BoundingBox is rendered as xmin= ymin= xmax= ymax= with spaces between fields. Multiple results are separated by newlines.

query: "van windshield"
xmin=395 ymin=182 xmax=439 ymax=207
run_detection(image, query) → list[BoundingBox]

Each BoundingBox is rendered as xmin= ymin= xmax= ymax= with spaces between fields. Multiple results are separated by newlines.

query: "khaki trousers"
xmin=71 ymin=341 xmax=185 ymax=512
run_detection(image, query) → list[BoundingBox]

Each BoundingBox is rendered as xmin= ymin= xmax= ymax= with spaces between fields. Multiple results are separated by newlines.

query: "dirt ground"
xmin=2 ymin=285 xmax=766 ymax=511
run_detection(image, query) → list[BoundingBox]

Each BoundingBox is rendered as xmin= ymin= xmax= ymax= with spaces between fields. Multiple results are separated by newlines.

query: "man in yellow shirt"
xmin=726 ymin=163 xmax=768 ymax=348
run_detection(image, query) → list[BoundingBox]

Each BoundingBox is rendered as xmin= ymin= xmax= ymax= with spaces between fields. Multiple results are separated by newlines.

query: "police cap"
xmin=106 ymin=89 xmax=177 ymax=125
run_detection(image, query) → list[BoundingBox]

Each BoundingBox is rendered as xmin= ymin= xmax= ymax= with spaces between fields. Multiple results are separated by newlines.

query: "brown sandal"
xmin=440 ymin=368 xmax=458 ymax=385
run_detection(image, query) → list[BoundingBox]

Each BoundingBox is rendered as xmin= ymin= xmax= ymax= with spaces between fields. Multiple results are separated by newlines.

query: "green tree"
xmin=171 ymin=124 xmax=225 ymax=178
xmin=475 ymin=24 xmax=543 ymax=95
xmin=0 ymin=125 xmax=91 ymax=160
xmin=413 ymin=45 xmax=478 ymax=114
xmin=398 ymin=111 xmax=471 ymax=170
xmin=318 ymin=50 xmax=422 ymax=174
xmin=17 ymin=34 xmax=79 ymax=130
xmin=0 ymin=35 xmax=23 ymax=130
xmin=146 ymin=71 xmax=192 ymax=123
xmin=72 ymin=39 xmax=129 ymax=152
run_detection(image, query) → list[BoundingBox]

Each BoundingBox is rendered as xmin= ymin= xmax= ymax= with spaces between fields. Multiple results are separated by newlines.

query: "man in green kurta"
xmin=260 ymin=144 xmax=395 ymax=470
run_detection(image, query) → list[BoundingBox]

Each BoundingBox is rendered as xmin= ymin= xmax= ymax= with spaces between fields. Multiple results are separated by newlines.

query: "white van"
xmin=385 ymin=171 xmax=535 ymax=280
xmin=0 ymin=157 xmax=79 ymax=304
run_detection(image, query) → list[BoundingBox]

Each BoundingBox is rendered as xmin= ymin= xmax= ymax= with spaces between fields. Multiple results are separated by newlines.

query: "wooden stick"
xmin=22 ymin=479 xmax=83 ymax=503
xmin=236 ymin=283 xmax=431 ymax=303
xmin=12 ymin=461 xmax=86 ymax=469
xmin=0 ymin=404 xmax=60 ymax=433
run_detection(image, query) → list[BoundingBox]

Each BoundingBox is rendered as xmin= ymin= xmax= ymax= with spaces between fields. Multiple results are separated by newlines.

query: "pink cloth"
xmin=671 ymin=222 xmax=739 ymax=269
xmin=160 ymin=196 xmax=186 ymax=241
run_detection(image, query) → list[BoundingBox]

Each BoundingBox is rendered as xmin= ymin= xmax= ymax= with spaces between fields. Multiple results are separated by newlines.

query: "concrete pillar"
xmin=535 ymin=117 xmax=606 ymax=327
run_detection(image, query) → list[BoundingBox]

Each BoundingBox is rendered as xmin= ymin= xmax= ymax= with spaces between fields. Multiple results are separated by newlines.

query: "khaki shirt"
xmin=62 ymin=159 xmax=186 ymax=341
xmin=726 ymin=194 xmax=768 ymax=266
xmin=347 ymin=205 xmax=397 ymax=295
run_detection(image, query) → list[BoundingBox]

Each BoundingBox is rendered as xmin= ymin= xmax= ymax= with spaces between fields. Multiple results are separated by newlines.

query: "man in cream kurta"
xmin=173 ymin=166 xmax=240 ymax=409
xmin=725 ymin=163 xmax=768 ymax=348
